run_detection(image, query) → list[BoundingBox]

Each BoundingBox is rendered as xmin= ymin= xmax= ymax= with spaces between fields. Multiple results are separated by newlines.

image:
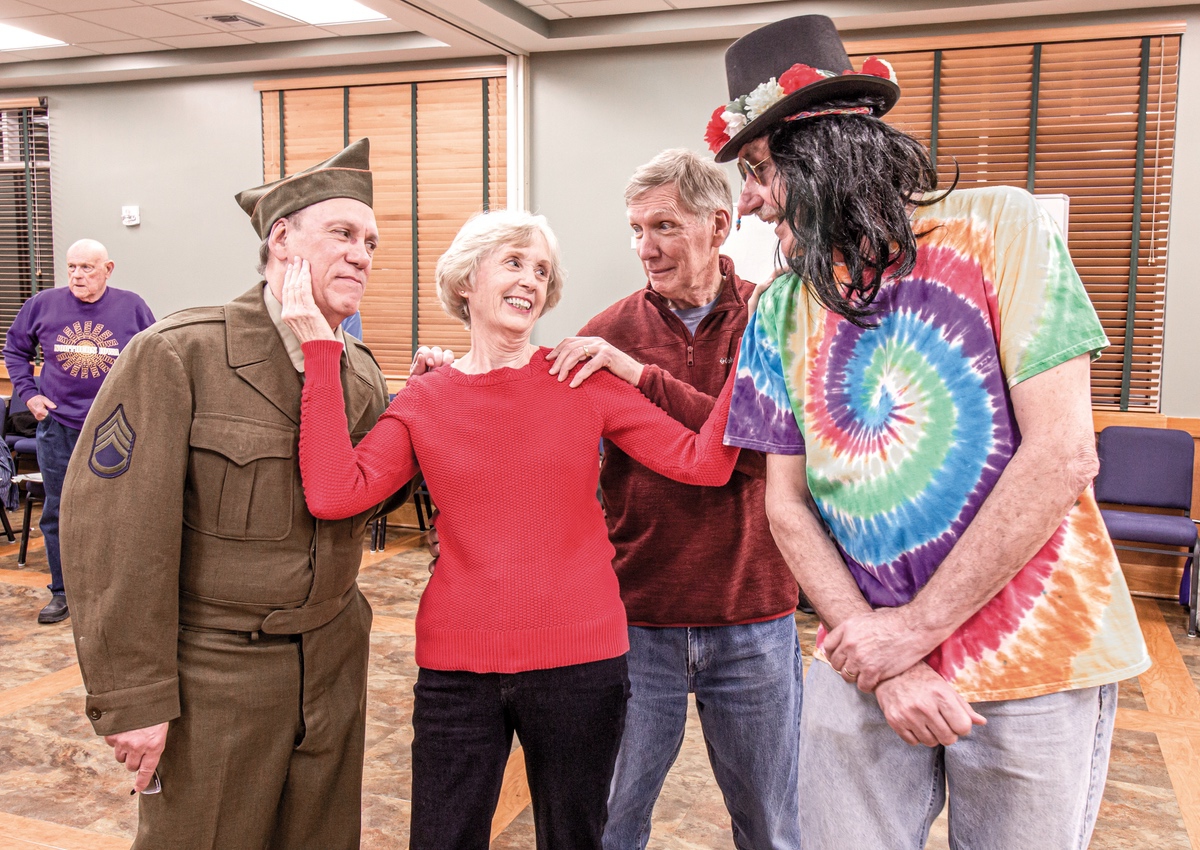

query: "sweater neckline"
xmin=443 ymin=346 xmax=551 ymax=386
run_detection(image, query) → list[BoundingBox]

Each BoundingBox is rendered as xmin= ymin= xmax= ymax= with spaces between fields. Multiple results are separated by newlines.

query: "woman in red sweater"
xmin=281 ymin=210 xmax=738 ymax=850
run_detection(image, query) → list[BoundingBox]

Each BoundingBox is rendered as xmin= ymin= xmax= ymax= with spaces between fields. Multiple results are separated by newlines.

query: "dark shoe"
xmin=38 ymin=595 xmax=69 ymax=624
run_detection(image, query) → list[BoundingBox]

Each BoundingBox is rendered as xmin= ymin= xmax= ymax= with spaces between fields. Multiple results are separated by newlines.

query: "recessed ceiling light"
xmin=244 ymin=0 xmax=388 ymax=26
xmin=0 ymin=22 xmax=66 ymax=51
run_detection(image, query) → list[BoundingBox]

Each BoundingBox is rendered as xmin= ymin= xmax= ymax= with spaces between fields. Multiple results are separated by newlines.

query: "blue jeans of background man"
xmin=36 ymin=416 xmax=81 ymax=596
xmin=798 ymin=659 xmax=1117 ymax=850
xmin=603 ymin=614 xmax=803 ymax=850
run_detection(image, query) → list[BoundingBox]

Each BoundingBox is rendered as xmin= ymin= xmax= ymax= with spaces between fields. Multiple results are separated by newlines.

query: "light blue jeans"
xmin=603 ymin=614 xmax=803 ymax=850
xmin=799 ymin=660 xmax=1118 ymax=850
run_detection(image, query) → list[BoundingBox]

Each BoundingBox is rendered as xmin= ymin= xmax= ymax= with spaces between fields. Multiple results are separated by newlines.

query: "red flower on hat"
xmin=705 ymin=105 xmax=730 ymax=153
xmin=858 ymin=56 xmax=897 ymax=83
xmin=779 ymin=63 xmax=826 ymax=94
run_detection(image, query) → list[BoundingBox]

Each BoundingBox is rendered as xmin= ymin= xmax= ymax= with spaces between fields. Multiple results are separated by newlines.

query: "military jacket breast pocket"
xmin=185 ymin=413 xmax=296 ymax=541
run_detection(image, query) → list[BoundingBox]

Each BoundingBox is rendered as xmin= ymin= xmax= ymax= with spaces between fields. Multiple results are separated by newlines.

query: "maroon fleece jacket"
xmin=581 ymin=256 xmax=798 ymax=626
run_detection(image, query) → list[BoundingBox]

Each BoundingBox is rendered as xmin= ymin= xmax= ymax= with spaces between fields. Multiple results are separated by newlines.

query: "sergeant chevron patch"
xmin=88 ymin=404 xmax=136 ymax=478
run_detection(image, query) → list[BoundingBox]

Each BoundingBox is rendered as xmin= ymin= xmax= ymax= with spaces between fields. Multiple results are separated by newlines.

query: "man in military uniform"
xmin=62 ymin=139 xmax=398 ymax=850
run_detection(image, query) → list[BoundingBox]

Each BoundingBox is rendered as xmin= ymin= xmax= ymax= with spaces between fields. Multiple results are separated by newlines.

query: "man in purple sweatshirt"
xmin=3 ymin=238 xmax=155 ymax=623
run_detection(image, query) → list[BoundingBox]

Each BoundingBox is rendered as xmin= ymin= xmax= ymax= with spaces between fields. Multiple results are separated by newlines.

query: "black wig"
xmin=768 ymin=113 xmax=951 ymax=327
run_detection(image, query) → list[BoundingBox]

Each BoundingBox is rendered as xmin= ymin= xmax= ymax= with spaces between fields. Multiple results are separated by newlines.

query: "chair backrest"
xmin=1095 ymin=425 xmax=1194 ymax=512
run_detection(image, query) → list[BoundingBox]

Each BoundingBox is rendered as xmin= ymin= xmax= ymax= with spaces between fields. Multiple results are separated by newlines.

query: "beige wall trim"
xmin=845 ymin=20 xmax=1187 ymax=55
xmin=255 ymin=65 xmax=506 ymax=93
xmin=0 ymin=97 xmax=41 ymax=110
xmin=507 ymin=54 xmax=529 ymax=212
xmin=1094 ymin=410 xmax=1200 ymax=439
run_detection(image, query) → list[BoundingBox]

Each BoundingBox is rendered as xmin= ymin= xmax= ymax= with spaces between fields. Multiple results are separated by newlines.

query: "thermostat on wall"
xmin=121 ymin=206 xmax=140 ymax=226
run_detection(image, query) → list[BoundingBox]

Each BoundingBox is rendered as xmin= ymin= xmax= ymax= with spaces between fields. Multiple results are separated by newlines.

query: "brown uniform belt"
xmin=179 ymin=584 xmax=358 ymax=636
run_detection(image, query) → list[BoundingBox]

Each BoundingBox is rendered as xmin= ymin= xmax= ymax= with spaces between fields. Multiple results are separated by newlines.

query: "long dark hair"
xmin=769 ymin=113 xmax=951 ymax=327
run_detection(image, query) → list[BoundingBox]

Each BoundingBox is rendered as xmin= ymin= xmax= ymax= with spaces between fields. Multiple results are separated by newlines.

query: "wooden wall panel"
xmin=349 ymin=84 xmax=414 ymax=371
xmin=415 ymin=80 xmax=488 ymax=358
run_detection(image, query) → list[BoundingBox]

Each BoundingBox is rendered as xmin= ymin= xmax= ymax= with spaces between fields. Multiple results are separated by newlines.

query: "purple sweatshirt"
xmin=4 ymin=286 xmax=156 ymax=430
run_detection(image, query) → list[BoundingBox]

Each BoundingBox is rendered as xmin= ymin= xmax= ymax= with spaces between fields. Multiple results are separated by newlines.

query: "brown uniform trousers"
xmin=62 ymin=285 xmax=390 ymax=849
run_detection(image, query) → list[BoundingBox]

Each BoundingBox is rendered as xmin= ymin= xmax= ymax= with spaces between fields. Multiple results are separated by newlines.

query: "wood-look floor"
xmin=0 ymin=502 xmax=1197 ymax=849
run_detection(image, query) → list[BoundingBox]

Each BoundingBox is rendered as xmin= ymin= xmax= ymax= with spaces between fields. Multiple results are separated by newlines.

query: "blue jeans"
xmin=799 ymin=660 xmax=1118 ymax=850
xmin=36 ymin=416 xmax=81 ymax=596
xmin=603 ymin=615 xmax=803 ymax=850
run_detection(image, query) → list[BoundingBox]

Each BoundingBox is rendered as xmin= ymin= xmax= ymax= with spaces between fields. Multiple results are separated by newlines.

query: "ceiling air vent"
xmin=204 ymin=14 xmax=267 ymax=29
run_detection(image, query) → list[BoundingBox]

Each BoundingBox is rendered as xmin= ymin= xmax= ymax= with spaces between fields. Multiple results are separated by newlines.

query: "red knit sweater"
xmin=298 ymin=340 xmax=737 ymax=673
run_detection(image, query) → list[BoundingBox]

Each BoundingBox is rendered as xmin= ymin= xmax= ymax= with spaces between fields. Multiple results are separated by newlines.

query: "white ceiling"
xmin=0 ymin=0 xmax=1191 ymax=86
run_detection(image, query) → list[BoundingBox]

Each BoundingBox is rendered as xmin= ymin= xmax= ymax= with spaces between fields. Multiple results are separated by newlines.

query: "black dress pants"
xmin=410 ymin=655 xmax=630 ymax=850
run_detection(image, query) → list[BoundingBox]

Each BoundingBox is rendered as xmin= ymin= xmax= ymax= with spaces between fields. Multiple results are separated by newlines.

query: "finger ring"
xmin=582 ymin=346 xmax=590 ymax=358
xmin=842 ymin=667 xmax=858 ymax=679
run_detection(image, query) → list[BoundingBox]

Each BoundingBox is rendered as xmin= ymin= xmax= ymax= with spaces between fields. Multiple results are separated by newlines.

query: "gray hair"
xmin=256 ymin=210 xmax=305 ymax=276
xmin=624 ymin=148 xmax=733 ymax=219
xmin=436 ymin=210 xmax=564 ymax=329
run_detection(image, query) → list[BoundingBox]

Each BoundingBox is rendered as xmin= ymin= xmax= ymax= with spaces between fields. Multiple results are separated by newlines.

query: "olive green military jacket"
xmin=61 ymin=285 xmax=390 ymax=737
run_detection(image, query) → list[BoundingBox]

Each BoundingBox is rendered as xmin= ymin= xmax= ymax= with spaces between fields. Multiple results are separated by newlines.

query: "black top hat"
xmin=705 ymin=15 xmax=900 ymax=162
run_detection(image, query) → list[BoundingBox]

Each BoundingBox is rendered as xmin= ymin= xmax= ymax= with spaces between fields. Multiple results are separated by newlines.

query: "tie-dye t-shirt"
xmin=725 ymin=185 xmax=1150 ymax=702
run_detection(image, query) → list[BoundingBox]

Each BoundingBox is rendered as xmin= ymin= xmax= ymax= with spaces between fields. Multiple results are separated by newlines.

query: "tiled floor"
xmin=1 ymin=504 xmax=1198 ymax=849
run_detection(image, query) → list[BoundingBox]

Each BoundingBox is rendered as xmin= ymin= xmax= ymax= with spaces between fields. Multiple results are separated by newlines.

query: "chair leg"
xmin=18 ymin=496 xmax=33 ymax=567
xmin=1188 ymin=541 xmax=1198 ymax=639
xmin=0 ymin=503 xmax=13 ymax=543
xmin=378 ymin=515 xmax=387 ymax=550
xmin=414 ymin=491 xmax=427 ymax=532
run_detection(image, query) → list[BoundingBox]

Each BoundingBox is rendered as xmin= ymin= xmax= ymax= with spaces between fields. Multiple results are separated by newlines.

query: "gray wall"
xmin=529 ymin=16 xmax=1200 ymax=417
xmin=529 ymin=41 xmax=733 ymax=347
xmin=10 ymin=75 xmax=265 ymax=320
xmin=1161 ymin=10 xmax=1200 ymax=418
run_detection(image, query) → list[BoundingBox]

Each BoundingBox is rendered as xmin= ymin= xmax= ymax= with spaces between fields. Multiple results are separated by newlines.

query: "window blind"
xmin=260 ymin=71 xmax=506 ymax=379
xmin=0 ymin=100 xmax=54 ymax=347
xmin=853 ymin=33 xmax=1179 ymax=410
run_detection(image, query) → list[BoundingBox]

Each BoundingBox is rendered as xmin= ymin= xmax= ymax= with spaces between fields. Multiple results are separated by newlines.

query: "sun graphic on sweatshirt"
xmin=53 ymin=321 xmax=120 ymax=379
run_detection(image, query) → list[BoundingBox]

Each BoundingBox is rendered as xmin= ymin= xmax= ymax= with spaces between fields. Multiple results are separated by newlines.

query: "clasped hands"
xmin=824 ymin=607 xmax=985 ymax=747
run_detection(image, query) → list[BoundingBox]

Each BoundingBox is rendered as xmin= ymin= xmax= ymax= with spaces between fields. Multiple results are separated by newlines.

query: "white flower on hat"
xmin=722 ymin=110 xmax=748 ymax=136
xmin=745 ymin=78 xmax=786 ymax=121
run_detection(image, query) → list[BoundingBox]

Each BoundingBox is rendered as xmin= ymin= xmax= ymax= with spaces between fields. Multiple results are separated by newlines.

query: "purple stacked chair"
xmin=1095 ymin=425 xmax=1199 ymax=637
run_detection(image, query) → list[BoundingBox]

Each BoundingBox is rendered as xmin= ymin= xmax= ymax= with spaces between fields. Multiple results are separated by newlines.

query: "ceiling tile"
xmin=83 ymin=37 xmax=170 ymax=52
xmin=72 ymin=6 xmax=219 ymax=37
xmin=152 ymin=30 xmax=252 ymax=47
xmin=22 ymin=0 xmax=142 ymax=10
xmin=234 ymin=24 xmax=329 ymax=43
xmin=0 ymin=0 xmax=55 ymax=16
xmin=525 ymin=4 xmax=568 ymax=19
xmin=6 ymin=14 xmax=134 ymax=42
xmin=549 ymin=0 xmax=669 ymax=12
xmin=317 ymin=19 xmax=406 ymax=37
xmin=665 ymin=0 xmax=764 ymax=8
xmin=1 ymin=43 xmax=99 ymax=59
xmin=147 ymin=0 xmax=300 ymax=29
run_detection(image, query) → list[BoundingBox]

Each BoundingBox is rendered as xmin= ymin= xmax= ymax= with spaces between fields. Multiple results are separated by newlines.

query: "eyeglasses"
xmin=736 ymin=155 xmax=772 ymax=185
xmin=131 ymin=770 xmax=162 ymax=795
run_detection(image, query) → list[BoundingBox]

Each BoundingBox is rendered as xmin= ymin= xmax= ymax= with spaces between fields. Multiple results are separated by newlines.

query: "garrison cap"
xmin=235 ymin=138 xmax=373 ymax=239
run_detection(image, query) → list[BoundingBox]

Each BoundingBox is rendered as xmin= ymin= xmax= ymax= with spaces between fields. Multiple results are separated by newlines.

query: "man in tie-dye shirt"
xmin=705 ymin=15 xmax=1150 ymax=849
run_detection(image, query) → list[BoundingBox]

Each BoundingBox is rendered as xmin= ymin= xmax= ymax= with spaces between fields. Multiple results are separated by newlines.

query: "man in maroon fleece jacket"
xmin=547 ymin=149 xmax=803 ymax=849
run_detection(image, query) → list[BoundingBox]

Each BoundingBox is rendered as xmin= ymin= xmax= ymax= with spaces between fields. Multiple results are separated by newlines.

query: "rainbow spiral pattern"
xmin=725 ymin=186 xmax=1150 ymax=700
